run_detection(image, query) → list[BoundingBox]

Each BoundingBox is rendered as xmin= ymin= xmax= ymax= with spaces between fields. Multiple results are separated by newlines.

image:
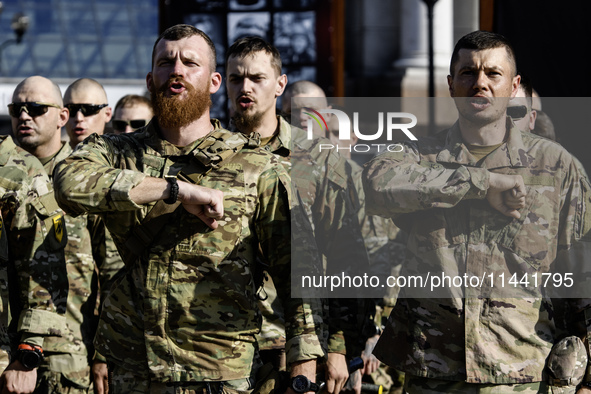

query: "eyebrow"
xmin=229 ymin=71 xmax=266 ymax=79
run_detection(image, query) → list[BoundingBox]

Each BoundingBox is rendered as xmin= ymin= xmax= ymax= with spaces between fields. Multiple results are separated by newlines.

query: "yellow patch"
xmin=52 ymin=215 xmax=64 ymax=243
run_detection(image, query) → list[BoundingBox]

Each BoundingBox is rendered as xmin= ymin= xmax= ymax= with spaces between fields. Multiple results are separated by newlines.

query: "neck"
xmin=159 ymin=114 xmax=213 ymax=146
xmin=31 ymin=138 xmax=62 ymax=160
xmin=458 ymin=116 xmax=508 ymax=146
xmin=245 ymin=111 xmax=279 ymax=138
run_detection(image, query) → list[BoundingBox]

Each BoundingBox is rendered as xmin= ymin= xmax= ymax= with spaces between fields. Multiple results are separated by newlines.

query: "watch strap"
xmin=17 ymin=343 xmax=43 ymax=353
xmin=164 ymin=176 xmax=179 ymax=204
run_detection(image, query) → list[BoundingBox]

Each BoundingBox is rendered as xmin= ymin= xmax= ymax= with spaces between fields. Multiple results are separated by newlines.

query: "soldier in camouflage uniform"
xmin=363 ymin=30 xmax=591 ymax=393
xmin=0 ymin=134 xmax=68 ymax=393
xmin=283 ymin=80 xmax=407 ymax=393
xmin=53 ymin=24 xmax=325 ymax=393
xmin=10 ymin=76 xmax=125 ymax=394
xmin=226 ymin=37 xmax=370 ymax=394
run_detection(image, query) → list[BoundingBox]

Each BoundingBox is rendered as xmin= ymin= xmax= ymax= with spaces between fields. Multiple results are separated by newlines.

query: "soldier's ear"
xmin=146 ymin=72 xmax=154 ymax=94
xmin=58 ymin=107 xmax=69 ymax=128
xmin=103 ymin=106 xmax=113 ymax=123
xmin=511 ymin=74 xmax=521 ymax=98
xmin=276 ymin=74 xmax=287 ymax=97
xmin=209 ymin=71 xmax=222 ymax=95
xmin=447 ymin=75 xmax=454 ymax=97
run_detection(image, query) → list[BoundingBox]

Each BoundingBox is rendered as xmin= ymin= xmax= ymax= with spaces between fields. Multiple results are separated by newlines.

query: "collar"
xmin=43 ymin=142 xmax=71 ymax=176
xmin=435 ymin=117 xmax=527 ymax=169
xmin=141 ymin=118 xmax=223 ymax=157
xmin=233 ymin=115 xmax=291 ymax=156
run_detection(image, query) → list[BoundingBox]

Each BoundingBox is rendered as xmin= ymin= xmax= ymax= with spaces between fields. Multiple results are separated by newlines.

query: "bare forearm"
xmin=129 ymin=177 xmax=170 ymax=205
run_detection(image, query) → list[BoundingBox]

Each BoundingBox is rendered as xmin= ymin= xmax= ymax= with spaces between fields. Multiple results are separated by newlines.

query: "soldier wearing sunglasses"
xmin=9 ymin=76 xmax=124 ymax=394
xmin=63 ymin=78 xmax=112 ymax=149
xmin=111 ymin=94 xmax=153 ymax=134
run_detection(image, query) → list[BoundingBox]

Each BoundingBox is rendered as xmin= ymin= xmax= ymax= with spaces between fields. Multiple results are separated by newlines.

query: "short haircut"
xmin=285 ymin=80 xmax=325 ymax=98
xmin=450 ymin=30 xmax=517 ymax=76
xmin=226 ymin=36 xmax=282 ymax=77
xmin=152 ymin=24 xmax=217 ymax=71
xmin=517 ymin=73 xmax=533 ymax=109
xmin=518 ymin=73 xmax=533 ymax=98
xmin=114 ymin=94 xmax=152 ymax=113
xmin=64 ymin=78 xmax=107 ymax=104
xmin=282 ymin=80 xmax=327 ymax=112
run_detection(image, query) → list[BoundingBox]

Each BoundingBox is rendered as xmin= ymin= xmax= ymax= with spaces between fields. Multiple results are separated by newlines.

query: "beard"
xmin=231 ymin=110 xmax=264 ymax=133
xmin=151 ymin=77 xmax=212 ymax=130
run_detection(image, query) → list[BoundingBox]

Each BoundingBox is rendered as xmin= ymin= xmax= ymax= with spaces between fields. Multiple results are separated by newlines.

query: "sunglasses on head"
xmin=507 ymin=105 xmax=529 ymax=120
xmin=8 ymin=102 xmax=61 ymax=118
xmin=112 ymin=119 xmax=148 ymax=132
xmin=66 ymin=103 xmax=108 ymax=118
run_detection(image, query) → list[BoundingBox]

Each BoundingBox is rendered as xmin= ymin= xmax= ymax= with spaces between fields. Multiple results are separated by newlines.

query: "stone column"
xmin=395 ymin=0 xmax=454 ymax=97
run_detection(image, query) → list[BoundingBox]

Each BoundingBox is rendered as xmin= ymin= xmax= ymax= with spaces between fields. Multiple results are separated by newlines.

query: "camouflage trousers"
xmin=35 ymin=353 xmax=91 ymax=394
xmin=403 ymin=375 xmax=561 ymax=394
xmin=108 ymin=363 xmax=255 ymax=394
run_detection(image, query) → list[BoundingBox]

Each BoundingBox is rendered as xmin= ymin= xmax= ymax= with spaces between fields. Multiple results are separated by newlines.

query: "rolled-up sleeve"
xmin=54 ymin=134 xmax=146 ymax=215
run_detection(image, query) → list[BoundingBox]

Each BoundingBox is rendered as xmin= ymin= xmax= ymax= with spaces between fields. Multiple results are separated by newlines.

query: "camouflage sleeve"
xmin=318 ymin=156 xmax=368 ymax=357
xmin=362 ymin=142 xmax=490 ymax=217
xmin=6 ymin=169 xmax=68 ymax=343
xmin=87 ymin=214 xmax=125 ymax=305
xmin=54 ymin=134 xmax=146 ymax=216
xmin=256 ymin=164 xmax=326 ymax=365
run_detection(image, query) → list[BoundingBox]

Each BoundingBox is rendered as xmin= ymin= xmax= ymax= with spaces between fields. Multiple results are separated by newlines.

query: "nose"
xmin=473 ymin=70 xmax=488 ymax=91
xmin=240 ymin=78 xmax=253 ymax=94
xmin=18 ymin=108 xmax=32 ymax=121
xmin=170 ymin=58 xmax=186 ymax=78
xmin=74 ymin=109 xmax=85 ymax=121
xmin=125 ymin=125 xmax=134 ymax=133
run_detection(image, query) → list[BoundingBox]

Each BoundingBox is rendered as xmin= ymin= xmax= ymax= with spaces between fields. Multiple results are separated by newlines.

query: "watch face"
xmin=20 ymin=351 xmax=42 ymax=369
xmin=292 ymin=376 xmax=310 ymax=393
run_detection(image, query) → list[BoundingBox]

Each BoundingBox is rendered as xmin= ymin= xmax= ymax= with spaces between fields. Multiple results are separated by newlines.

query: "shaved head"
xmin=14 ymin=76 xmax=63 ymax=106
xmin=282 ymin=80 xmax=327 ymax=112
xmin=64 ymin=78 xmax=108 ymax=105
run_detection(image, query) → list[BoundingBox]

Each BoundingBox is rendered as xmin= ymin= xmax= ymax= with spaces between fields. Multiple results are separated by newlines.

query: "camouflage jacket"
xmin=256 ymin=116 xmax=369 ymax=356
xmin=350 ymin=160 xmax=407 ymax=307
xmin=42 ymin=142 xmax=124 ymax=360
xmin=0 ymin=135 xmax=67 ymax=365
xmin=53 ymin=120 xmax=324 ymax=382
xmin=363 ymin=121 xmax=591 ymax=383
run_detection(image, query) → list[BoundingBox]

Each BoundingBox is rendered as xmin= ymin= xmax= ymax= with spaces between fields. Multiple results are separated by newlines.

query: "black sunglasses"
xmin=507 ymin=105 xmax=529 ymax=120
xmin=66 ymin=103 xmax=108 ymax=118
xmin=8 ymin=102 xmax=61 ymax=118
xmin=112 ymin=119 xmax=148 ymax=132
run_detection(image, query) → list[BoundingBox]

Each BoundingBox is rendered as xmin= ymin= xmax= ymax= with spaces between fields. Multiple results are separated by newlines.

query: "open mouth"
xmin=17 ymin=125 xmax=33 ymax=135
xmin=469 ymin=96 xmax=491 ymax=109
xmin=168 ymin=80 xmax=185 ymax=94
xmin=238 ymin=96 xmax=254 ymax=109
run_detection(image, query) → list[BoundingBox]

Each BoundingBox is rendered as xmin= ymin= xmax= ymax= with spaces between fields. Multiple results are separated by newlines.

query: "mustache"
xmin=158 ymin=77 xmax=193 ymax=93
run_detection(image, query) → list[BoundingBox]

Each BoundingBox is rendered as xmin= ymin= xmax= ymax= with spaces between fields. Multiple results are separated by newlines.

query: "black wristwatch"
xmin=290 ymin=375 xmax=321 ymax=393
xmin=164 ymin=176 xmax=179 ymax=205
xmin=16 ymin=343 xmax=44 ymax=369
